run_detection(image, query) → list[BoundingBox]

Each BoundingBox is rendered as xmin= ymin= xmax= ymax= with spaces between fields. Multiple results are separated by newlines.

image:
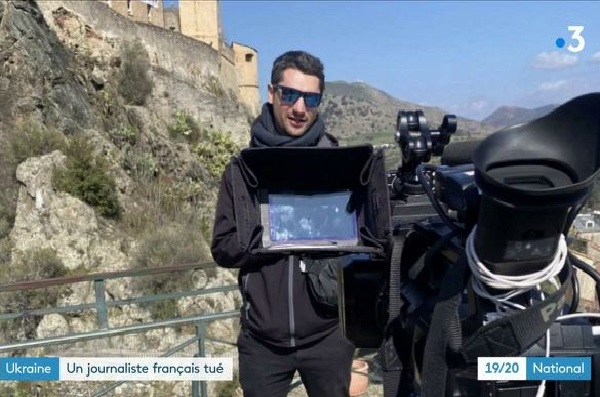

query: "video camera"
xmin=340 ymin=93 xmax=600 ymax=397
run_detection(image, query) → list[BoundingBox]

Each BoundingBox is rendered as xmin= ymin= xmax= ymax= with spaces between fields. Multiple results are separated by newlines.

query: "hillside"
xmin=321 ymin=81 xmax=497 ymax=146
xmin=482 ymin=104 xmax=557 ymax=129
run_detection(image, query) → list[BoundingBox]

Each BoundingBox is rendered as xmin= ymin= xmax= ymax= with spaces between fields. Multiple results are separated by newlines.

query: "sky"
xmin=166 ymin=1 xmax=600 ymax=121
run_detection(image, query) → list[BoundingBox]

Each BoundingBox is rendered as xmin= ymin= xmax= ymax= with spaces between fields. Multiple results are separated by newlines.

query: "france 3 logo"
xmin=555 ymin=26 xmax=585 ymax=53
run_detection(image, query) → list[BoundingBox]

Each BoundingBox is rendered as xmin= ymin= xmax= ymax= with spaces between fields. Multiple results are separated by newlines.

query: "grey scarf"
xmin=249 ymin=103 xmax=326 ymax=147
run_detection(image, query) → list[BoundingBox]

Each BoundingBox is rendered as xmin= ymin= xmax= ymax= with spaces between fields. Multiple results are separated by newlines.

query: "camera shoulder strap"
xmin=420 ymin=253 xmax=469 ymax=397
xmin=460 ymin=262 xmax=572 ymax=362
xmin=381 ymin=234 xmax=406 ymax=397
xmin=419 ymin=255 xmax=573 ymax=397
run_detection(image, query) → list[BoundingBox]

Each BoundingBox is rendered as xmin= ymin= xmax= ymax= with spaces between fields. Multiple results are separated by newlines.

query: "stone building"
xmin=571 ymin=212 xmax=600 ymax=251
xmin=106 ymin=0 xmax=164 ymax=27
xmin=102 ymin=0 xmax=259 ymax=116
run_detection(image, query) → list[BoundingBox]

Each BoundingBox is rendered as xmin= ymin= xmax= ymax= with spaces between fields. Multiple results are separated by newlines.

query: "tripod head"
xmin=393 ymin=110 xmax=457 ymax=196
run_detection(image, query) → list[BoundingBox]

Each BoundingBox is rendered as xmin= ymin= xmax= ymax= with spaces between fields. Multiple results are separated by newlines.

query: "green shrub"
xmin=122 ymin=148 xmax=158 ymax=183
xmin=193 ymin=130 xmax=239 ymax=180
xmin=0 ymin=247 xmax=68 ymax=343
xmin=117 ymin=39 xmax=154 ymax=105
xmin=168 ymin=110 xmax=202 ymax=145
xmin=202 ymin=75 xmax=225 ymax=97
xmin=7 ymin=121 xmax=67 ymax=167
xmin=119 ymin=170 xmax=218 ymax=252
xmin=132 ymin=224 xmax=210 ymax=320
xmin=0 ymin=248 xmax=68 ymax=301
xmin=108 ymin=123 xmax=139 ymax=148
xmin=53 ymin=136 xmax=122 ymax=219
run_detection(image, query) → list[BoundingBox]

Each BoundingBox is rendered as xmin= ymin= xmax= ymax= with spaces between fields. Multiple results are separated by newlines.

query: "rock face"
xmin=0 ymin=0 xmax=248 ymax=273
xmin=11 ymin=151 xmax=130 ymax=272
xmin=0 ymin=1 xmax=98 ymax=134
xmin=0 ymin=3 xmax=245 ymax=395
xmin=35 ymin=0 xmax=253 ymax=146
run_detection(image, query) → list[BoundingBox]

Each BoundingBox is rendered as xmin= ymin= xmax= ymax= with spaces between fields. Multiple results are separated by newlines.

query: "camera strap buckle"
xmin=461 ymin=261 xmax=572 ymax=362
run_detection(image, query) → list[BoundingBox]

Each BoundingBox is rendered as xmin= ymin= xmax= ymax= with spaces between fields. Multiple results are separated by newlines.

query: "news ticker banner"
xmin=0 ymin=357 xmax=233 ymax=382
xmin=478 ymin=357 xmax=591 ymax=381
xmin=2 ymin=356 xmax=591 ymax=382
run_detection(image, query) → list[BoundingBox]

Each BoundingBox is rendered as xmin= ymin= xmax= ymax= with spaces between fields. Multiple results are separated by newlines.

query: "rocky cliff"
xmin=0 ymin=1 xmax=246 ymax=395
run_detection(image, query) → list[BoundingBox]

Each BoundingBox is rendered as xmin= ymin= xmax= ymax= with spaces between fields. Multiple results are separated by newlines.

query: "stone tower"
xmin=177 ymin=0 xmax=259 ymax=115
xmin=178 ymin=0 xmax=221 ymax=51
xmin=233 ymin=43 xmax=259 ymax=117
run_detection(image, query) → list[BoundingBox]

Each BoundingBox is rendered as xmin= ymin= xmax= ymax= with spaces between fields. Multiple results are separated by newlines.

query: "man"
xmin=211 ymin=50 xmax=355 ymax=397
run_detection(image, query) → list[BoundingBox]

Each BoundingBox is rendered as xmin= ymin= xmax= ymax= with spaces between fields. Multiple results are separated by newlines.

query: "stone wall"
xmin=107 ymin=0 xmax=165 ymax=28
xmin=163 ymin=7 xmax=179 ymax=32
xmin=37 ymin=0 xmax=239 ymax=99
xmin=221 ymin=42 xmax=235 ymax=65
xmin=96 ymin=0 xmax=260 ymax=114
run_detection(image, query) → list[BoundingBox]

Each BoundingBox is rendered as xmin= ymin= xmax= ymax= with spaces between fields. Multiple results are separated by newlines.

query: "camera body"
xmin=339 ymin=99 xmax=600 ymax=397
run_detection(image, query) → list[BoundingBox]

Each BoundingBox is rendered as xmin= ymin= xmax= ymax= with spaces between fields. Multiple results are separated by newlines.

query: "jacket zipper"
xmin=288 ymin=255 xmax=296 ymax=347
xmin=242 ymin=273 xmax=251 ymax=321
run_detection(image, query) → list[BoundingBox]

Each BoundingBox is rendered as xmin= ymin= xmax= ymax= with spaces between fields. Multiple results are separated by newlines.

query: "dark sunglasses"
xmin=273 ymin=84 xmax=322 ymax=108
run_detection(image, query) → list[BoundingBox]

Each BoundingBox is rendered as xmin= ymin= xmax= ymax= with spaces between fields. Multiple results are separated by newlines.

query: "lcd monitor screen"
xmin=259 ymin=190 xmax=358 ymax=250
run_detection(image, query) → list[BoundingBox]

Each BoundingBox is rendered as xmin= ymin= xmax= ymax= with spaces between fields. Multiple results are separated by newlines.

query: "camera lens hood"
xmin=471 ymin=93 xmax=600 ymax=273
xmin=473 ymin=93 xmax=600 ymax=208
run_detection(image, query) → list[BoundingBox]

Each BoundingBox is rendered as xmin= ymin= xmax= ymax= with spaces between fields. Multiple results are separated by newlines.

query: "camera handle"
xmin=394 ymin=110 xmax=456 ymax=194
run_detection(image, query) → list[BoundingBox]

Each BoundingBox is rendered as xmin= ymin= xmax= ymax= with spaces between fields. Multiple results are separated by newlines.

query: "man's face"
xmin=268 ymin=68 xmax=321 ymax=137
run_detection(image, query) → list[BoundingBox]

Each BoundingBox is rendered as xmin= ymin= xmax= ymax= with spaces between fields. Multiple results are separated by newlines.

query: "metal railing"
xmin=0 ymin=261 xmax=240 ymax=397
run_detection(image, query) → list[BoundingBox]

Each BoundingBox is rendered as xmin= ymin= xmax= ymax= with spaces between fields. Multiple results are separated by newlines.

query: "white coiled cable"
xmin=465 ymin=225 xmax=568 ymax=397
xmin=466 ymin=225 xmax=566 ymax=314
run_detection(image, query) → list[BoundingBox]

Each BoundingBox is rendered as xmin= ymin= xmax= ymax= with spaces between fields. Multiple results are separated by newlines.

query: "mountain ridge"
xmin=482 ymin=103 xmax=558 ymax=129
xmin=320 ymin=80 xmax=498 ymax=146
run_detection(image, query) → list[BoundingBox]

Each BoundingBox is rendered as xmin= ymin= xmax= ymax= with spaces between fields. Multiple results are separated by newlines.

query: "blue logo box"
xmin=526 ymin=357 xmax=591 ymax=381
xmin=0 ymin=357 xmax=60 ymax=381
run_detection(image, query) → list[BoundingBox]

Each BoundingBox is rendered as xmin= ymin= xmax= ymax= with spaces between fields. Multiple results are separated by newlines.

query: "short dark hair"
xmin=271 ymin=50 xmax=325 ymax=93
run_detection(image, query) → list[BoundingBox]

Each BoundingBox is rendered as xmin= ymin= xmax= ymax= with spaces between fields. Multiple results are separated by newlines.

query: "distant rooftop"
xmin=572 ymin=213 xmax=600 ymax=233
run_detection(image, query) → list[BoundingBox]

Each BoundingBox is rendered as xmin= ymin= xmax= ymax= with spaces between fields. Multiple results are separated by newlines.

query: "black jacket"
xmin=210 ymin=133 xmax=340 ymax=347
